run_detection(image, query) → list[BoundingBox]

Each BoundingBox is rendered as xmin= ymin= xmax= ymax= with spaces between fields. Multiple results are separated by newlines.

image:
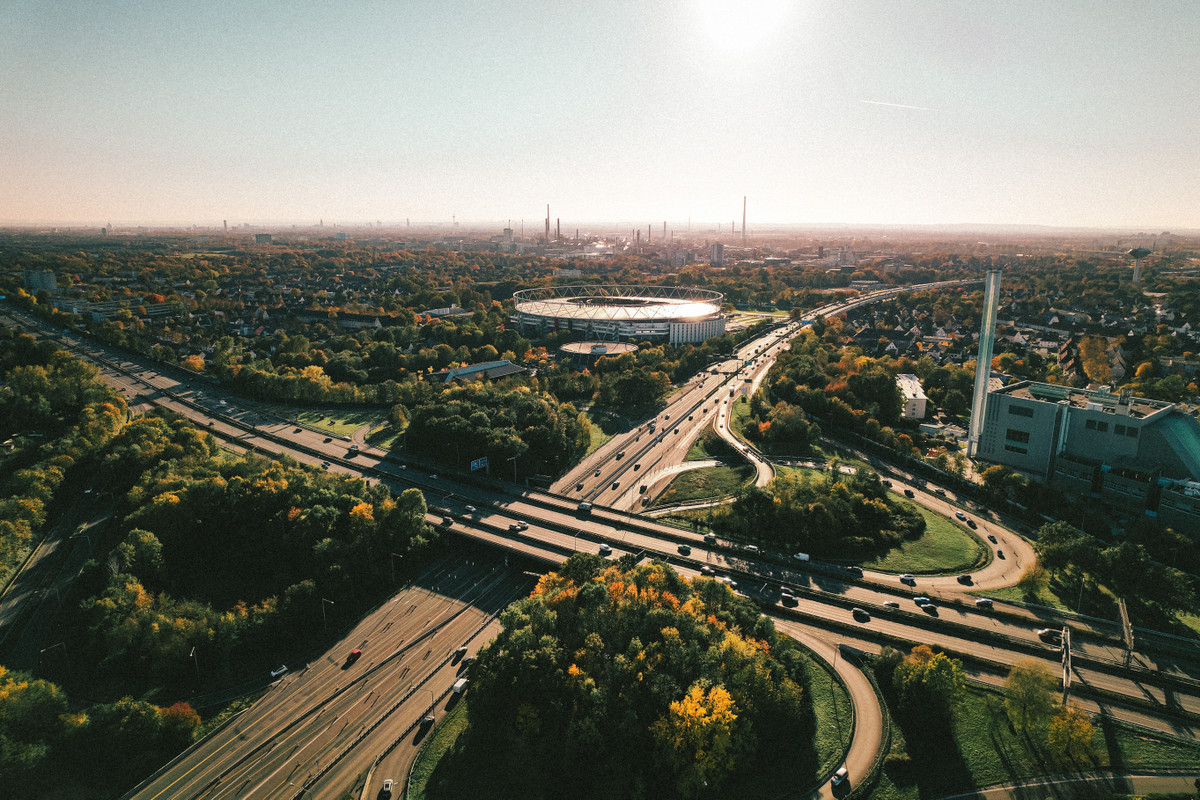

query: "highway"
xmin=127 ymin=558 xmax=532 ymax=800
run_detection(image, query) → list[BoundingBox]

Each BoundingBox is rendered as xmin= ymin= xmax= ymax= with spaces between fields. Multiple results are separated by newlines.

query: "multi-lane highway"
xmin=128 ymin=558 xmax=531 ymax=800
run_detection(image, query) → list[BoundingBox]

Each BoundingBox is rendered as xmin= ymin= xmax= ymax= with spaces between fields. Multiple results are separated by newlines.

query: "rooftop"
xmin=999 ymin=381 xmax=1173 ymax=419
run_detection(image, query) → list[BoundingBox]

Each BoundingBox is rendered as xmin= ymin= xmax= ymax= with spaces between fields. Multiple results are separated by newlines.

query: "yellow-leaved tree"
xmin=653 ymin=683 xmax=739 ymax=797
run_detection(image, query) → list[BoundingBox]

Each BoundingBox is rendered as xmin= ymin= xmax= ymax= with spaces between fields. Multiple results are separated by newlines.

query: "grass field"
xmin=585 ymin=410 xmax=622 ymax=455
xmin=293 ymin=409 xmax=386 ymax=436
xmin=803 ymin=651 xmax=855 ymax=778
xmin=860 ymin=500 xmax=988 ymax=574
xmin=871 ymin=684 xmax=1200 ymax=800
xmin=684 ymin=426 xmax=738 ymax=461
xmin=406 ymin=699 xmax=471 ymax=800
xmin=653 ymin=465 xmax=755 ymax=506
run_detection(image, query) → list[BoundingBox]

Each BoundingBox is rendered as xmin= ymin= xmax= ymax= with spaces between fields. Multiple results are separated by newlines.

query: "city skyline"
xmin=4 ymin=1 xmax=1199 ymax=229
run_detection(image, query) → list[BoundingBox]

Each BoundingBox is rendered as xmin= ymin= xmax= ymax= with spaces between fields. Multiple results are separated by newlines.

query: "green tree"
xmin=1004 ymin=660 xmax=1058 ymax=734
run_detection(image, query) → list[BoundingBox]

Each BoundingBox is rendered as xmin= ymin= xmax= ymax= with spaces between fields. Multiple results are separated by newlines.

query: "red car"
xmin=346 ymin=648 xmax=362 ymax=665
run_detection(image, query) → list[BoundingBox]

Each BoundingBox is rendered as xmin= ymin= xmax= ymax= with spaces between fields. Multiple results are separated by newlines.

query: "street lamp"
xmin=391 ymin=552 xmax=403 ymax=584
xmin=39 ymin=642 xmax=67 ymax=668
xmin=189 ymin=646 xmax=200 ymax=684
xmin=321 ymin=598 xmax=335 ymax=632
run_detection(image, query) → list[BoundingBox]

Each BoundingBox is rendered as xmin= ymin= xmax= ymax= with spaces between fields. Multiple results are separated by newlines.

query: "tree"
xmin=1045 ymin=706 xmax=1094 ymax=762
xmin=892 ymin=644 xmax=966 ymax=723
xmin=653 ymin=683 xmax=740 ymax=797
xmin=1004 ymin=660 xmax=1058 ymax=734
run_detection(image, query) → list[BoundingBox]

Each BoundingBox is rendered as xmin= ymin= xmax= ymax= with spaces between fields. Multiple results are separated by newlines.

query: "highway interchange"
xmin=3 ymin=282 xmax=1199 ymax=799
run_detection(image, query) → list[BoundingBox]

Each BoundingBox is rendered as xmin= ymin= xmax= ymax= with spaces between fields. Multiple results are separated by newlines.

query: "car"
xmin=883 ymin=601 xmax=900 ymax=609
xmin=599 ymin=543 xmax=612 ymax=556
xmin=321 ymin=461 xmax=330 ymax=469
xmin=975 ymin=598 xmax=994 ymax=610
xmin=611 ymin=481 xmax=620 ymax=490
xmin=420 ymin=715 xmax=435 ymax=727
xmin=349 ymin=443 xmax=359 ymax=452
xmin=704 ymin=533 xmax=717 ymax=545
xmin=1037 ymin=628 xmax=1063 ymax=644
xmin=346 ymin=648 xmax=362 ymax=665
xmin=678 ymin=544 xmax=691 ymax=555
xmin=294 ymin=427 xmax=303 ymax=433
xmin=955 ymin=511 xmax=967 ymax=521
xmin=793 ymin=552 xmax=810 ymax=562
xmin=882 ymin=479 xmax=892 ymax=487
xmin=957 ymin=574 xmax=973 ymax=585
xmin=967 ymin=519 xmax=977 ymax=529
xmin=851 ymin=607 xmax=870 ymax=622
xmin=934 ymin=487 xmax=946 ymax=496
xmin=380 ymin=778 xmax=395 ymax=798
xmin=899 ymin=573 xmax=915 ymax=585
xmin=664 ymin=414 xmax=670 ymax=420
xmin=700 ymin=565 xmax=715 ymax=576
xmin=688 ymin=415 xmax=693 ymax=420
xmin=913 ymin=596 xmax=931 ymax=607
xmin=844 ymin=566 xmax=864 ymax=577
xmin=903 ymin=488 xmax=915 ymax=498
xmin=323 ymin=436 xmax=332 ymax=443
xmin=987 ymin=534 xmax=998 ymax=543
xmin=831 ymin=767 xmax=849 ymax=787
xmin=997 ymin=550 xmax=1005 ymax=559
xmin=430 ymin=474 xmax=438 ymax=480
xmin=270 ymin=664 xmax=289 ymax=678
xmin=516 ymin=521 xmax=528 ymax=531
xmin=594 ymin=468 xmax=601 ymax=477
xmin=780 ymin=593 xmax=798 ymax=607
xmin=744 ymin=544 xmax=759 ymax=554
xmin=464 ymin=505 xmax=476 ymax=513
xmin=508 ymin=523 xmax=522 ymax=531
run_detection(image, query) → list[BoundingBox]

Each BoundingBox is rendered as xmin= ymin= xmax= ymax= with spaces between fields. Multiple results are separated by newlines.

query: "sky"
xmin=3 ymin=0 xmax=1199 ymax=230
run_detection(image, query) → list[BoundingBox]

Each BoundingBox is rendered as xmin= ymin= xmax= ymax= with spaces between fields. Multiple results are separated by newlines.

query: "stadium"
xmin=510 ymin=285 xmax=726 ymax=345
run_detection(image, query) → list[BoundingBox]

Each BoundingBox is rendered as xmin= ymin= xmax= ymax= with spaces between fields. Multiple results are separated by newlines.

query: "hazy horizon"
xmin=4 ymin=1 xmax=1199 ymax=230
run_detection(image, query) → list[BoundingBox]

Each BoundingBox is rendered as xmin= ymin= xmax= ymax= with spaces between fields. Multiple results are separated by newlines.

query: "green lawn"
xmin=684 ymin=426 xmax=739 ymax=461
xmin=803 ymin=651 xmax=855 ymax=778
xmin=407 ymin=698 xmax=471 ymax=800
xmin=871 ymin=684 xmax=1200 ymax=800
xmin=984 ymin=580 xmax=1074 ymax=611
xmin=365 ymin=424 xmax=403 ymax=451
xmin=653 ymin=465 xmax=756 ymax=506
xmin=293 ymin=409 xmax=387 ymax=436
xmin=859 ymin=500 xmax=988 ymax=574
xmin=585 ymin=410 xmax=622 ymax=455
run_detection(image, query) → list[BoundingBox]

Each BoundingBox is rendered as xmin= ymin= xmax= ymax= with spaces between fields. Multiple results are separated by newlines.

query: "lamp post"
xmin=39 ymin=642 xmax=67 ymax=670
xmin=391 ymin=553 xmax=403 ymax=584
xmin=189 ymin=646 xmax=200 ymax=684
xmin=321 ymin=598 xmax=335 ymax=632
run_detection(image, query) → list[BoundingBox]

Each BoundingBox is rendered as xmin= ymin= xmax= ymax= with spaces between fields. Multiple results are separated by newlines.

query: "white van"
xmin=452 ymin=678 xmax=468 ymax=693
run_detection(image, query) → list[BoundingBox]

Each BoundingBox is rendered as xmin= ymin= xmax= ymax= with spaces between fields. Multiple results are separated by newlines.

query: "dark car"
xmin=678 ymin=544 xmax=691 ymax=556
xmin=957 ymin=574 xmax=973 ymax=585
xmin=988 ymin=534 xmax=998 ymax=543
xmin=346 ymin=648 xmax=362 ymax=666
xmin=903 ymin=489 xmax=915 ymax=498
xmin=844 ymin=566 xmax=864 ymax=577
xmin=1038 ymin=628 xmax=1063 ymax=644
xmin=323 ymin=436 xmax=332 ymax=443
xmin=966 ymin=519 xmax=977 ymax=529
xmin=851 ymin=607 xmax=870 ymax=622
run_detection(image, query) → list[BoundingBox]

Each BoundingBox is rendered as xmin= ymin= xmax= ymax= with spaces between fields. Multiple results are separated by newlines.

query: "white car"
xmin=464 ymin=505 xmax=476 ymax=513
xmin=380 ymin=778 xmax=394 ymax=798
xmin=831 ymin=766 xmax=849 ymax=787
xmin=955 ymin=510 xmax=967 ymax=521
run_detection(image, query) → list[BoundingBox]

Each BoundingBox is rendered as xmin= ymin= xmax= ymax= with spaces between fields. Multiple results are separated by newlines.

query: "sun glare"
xmin=698 ymin=0 xmax=791 ymax=52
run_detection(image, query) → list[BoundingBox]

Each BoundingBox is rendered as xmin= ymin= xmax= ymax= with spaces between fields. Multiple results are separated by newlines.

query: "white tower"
xmin=967 ymin=269 xmax=1003 ymax=458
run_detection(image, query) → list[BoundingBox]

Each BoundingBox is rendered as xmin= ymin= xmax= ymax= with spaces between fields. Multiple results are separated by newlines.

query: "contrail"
xmin=859 ymin=99 xmax=935 ymax=111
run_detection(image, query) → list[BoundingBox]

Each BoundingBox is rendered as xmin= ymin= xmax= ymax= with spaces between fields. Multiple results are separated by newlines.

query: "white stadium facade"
xmin=511 ymin=285 xmax=726 ymax=345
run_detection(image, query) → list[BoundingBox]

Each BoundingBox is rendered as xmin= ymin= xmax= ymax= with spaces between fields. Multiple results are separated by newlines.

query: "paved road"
xmin=126 ymin=558 xmax=531 ymax=800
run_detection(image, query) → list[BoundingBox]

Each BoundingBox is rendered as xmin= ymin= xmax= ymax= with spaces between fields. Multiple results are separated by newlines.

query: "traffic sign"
xmin=470 ymin=457 xmax=488 ymax=472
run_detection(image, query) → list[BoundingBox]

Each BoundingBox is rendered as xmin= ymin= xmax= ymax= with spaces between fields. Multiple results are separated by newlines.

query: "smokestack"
xmin=545 ymin=205 xmax=550 ymax=241
xmin=556 ymin=218 xmax=560 ymax=241
xmin=663 ymin=221 xmax=667 ymax=239
xmin=223 ymin=219 xmax=227 ymax=232
xmin=648 ymin=224 xmax=652 ymax=242
xmin=742 ymin=196 xmax=747 ymax=243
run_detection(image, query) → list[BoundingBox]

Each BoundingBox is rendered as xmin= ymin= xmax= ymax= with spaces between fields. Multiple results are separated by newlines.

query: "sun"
xmin=698 ymin=0 xmax=791 ymax=52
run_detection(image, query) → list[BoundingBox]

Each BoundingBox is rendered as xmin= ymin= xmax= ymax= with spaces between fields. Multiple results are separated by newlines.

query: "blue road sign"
xmin=470 ymin=457 xmax=488 ymax=471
